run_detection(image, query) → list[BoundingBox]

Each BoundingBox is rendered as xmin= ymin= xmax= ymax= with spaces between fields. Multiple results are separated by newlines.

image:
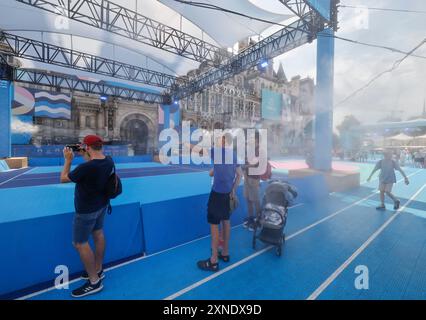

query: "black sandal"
xmin=394 ymin=200 xmax=400 ymax=210
xmin=197 ymin=258 xmax=219 ymax=272
xmin=218 ymin=253 xmax=230 ymax=262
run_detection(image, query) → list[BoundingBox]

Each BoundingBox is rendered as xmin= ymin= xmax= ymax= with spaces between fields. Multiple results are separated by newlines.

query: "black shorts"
xmin=207 ymin=190 xmax=231 ymax=225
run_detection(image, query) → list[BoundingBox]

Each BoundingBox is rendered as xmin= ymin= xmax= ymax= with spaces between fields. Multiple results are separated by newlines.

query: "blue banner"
xmin=0 ymin=81 xmax=12 ymax=157
xmin=13 ymin=86 xmax=71 ymax=120
xmin=261 ymin=89 xmax=282 ymax=120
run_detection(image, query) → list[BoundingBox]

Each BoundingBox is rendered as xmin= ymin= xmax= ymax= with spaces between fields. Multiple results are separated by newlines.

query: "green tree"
xmin=337 ymin=115 xmax=361 ymax=133
xmin=337 ymin=115 xmax=362 ymax=155
xmin=333 ymin=132 xmax=341 ymax=150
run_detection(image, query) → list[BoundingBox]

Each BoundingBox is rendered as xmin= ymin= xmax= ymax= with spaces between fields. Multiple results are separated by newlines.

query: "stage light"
xmin=257 ymin=59 xmax=269 ymax=72
xmin=100 ymin=95 xmax=108 ymax=102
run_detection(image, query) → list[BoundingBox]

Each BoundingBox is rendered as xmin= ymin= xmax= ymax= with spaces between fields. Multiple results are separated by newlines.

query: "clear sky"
xmin=253 ymin=0 xmax=426 ymax=128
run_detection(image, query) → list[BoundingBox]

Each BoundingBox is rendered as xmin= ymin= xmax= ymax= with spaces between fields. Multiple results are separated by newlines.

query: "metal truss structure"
xmin=4 ymin=0 xmax=338 ymax=104
xmin=171 ymin=0 xmax=339 ymax=99
xmin=14 ymin=68 xmax=168 ymax=104
xmin=172 ymin=15 xmax=318 ymax=99
xmin=0 ymin=31 xmax=179 ymax=89
xmin=278 ymin=0 xmax=340 ymax=30
xmin=14 ymin=0 xmax=228 ymax=63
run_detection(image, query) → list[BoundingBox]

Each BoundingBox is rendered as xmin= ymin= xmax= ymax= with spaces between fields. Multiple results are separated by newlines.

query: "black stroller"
xmin=252 ymin=180 xmax=298 ymax=256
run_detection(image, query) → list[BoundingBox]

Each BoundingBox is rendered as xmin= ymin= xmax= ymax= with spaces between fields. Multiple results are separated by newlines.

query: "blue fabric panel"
xmin=141 ymin=186 xmax=247 ymax=254
xmin=0 ymin=81 xmax=12 ymax=157
xmin=0 ymin=202 xmax=143 ymax=296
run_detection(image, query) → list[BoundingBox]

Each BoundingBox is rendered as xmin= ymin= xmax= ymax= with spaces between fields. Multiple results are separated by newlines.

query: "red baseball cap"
xmin=82 ymin=135 xmax=104 ymax=147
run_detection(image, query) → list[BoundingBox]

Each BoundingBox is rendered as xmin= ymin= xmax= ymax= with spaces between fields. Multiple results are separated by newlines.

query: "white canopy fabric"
xmin=159 ymin=0 xmax=292 ymax=48
xmin=387 ymin=133 xmax=413 ymax=141
xmin=0 ymin=0 xmax=294 ymax=90
xmin=0 ymin=0 xmax=204 ymax=78
xmin=413 ymin=134 xmax=426 ymax=140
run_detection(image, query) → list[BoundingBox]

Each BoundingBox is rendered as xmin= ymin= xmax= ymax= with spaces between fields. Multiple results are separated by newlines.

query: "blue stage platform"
xmin=27 ymin=154 xmax=153 ymax=167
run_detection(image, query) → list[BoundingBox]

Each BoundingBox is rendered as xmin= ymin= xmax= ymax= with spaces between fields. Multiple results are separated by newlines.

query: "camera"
xmin=65 ymin=144 xmax=85 ymax=152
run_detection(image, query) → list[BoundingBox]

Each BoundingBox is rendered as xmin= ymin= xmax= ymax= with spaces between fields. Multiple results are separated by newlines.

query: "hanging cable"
xmin=339 ymin=5 xmax=426 ymax=15
xmin=335 ymin=38 xmax=426 ymax=108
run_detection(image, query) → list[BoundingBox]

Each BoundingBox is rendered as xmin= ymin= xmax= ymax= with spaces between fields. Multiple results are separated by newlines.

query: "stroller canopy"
xmin=263 ymin=181 xmax=297 ymax=208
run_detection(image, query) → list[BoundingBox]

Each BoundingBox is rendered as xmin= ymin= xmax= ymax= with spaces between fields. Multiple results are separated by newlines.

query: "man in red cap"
xmin=60 ymin=135 xmax=114 ymax=298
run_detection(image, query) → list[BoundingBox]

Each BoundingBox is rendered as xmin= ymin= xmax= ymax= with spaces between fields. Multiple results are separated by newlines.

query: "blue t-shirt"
xmin=374 ymin=159 xmax=399 ymax=184
xmin=68 ymin=157 xmax=114 ymax=214
xmin=210 ymin=147 xmax=240 ymax=194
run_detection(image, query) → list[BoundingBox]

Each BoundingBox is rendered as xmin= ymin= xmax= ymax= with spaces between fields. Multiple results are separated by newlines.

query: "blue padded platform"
xmin=0 ymin=171 xmax=212 ymax=224
xmin=138 ymin=173 xmax=325 ymax=255
xmin=28 ymin=162 xmax=164 ymax=174
xmin=28 ymin=157 xmax=62 ymax=167
xmin=141 ymin=187 xmax=247 ymax=254
xmin=0 ymin=171 xmax=212 ymax=296
xmin=28 ymin=155 xmax=153 ymax=167
xmin=288 ymin=174 xmax=329 ymax=202
xmin=0 ymin=202 xmax=143 ymax=297
xmin=0 ymin=168 xmax=210 ymax=191
xmin=272 ymin=172 xmax=329 ymax=203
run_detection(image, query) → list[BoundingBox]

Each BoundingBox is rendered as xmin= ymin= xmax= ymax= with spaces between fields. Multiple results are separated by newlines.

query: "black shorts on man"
xmin=207 ymin=147 xmax=240 ymax=225
xmin=207 ymin=190 xmax=231 ymax=225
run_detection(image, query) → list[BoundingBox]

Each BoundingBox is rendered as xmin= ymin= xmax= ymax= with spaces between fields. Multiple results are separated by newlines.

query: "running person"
xmin=367 ymin=151 xmax=409 ymax=210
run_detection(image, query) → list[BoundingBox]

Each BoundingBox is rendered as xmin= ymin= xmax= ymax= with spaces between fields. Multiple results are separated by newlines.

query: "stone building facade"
xmin=25 ymin=84 xmax=158 ymax=155
xmin=23 ymin=61 xmax=314 ymax=156
xmin=180 ymin=61 xmax=315 ymax=155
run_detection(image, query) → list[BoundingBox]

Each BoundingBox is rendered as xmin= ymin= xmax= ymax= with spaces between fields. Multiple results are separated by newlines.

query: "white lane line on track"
xmin=0 ymin=168 xmax=36 ymax=187
xmin=307 ymin=182 xmax=426 ymax=300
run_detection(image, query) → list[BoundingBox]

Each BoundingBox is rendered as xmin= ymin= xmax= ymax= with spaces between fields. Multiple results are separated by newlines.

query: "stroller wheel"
xmin=276 ymin=245 xmax=282 ymax=257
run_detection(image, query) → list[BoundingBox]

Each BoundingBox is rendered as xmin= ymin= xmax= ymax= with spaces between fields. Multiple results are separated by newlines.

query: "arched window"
xmin=202 ymin=90 xmax=209 ymax=113
xmin=86 ymin=116 xmax=92 ymax=128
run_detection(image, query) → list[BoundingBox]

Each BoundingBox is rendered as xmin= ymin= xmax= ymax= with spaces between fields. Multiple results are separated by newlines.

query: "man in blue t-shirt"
xmin=60 ymin=135 xmax=114 ymax=298
xmin=197 ymin=133 xmax=243 ymax=272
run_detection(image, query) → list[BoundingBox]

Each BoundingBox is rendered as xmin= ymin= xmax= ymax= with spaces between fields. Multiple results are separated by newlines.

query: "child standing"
xmin=367 ymin=151 xmax=409 ymax=210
